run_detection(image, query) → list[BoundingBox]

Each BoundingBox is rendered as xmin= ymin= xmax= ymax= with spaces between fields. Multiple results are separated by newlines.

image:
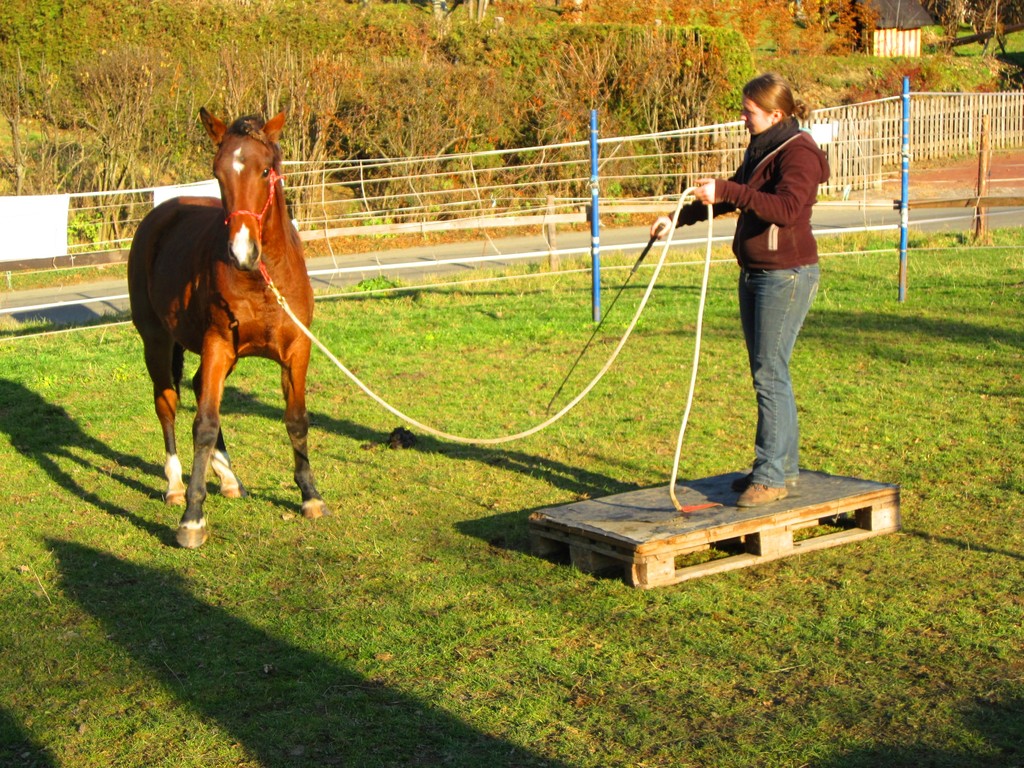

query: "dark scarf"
xmin=735 ymin=117 xmax=800 ymax=184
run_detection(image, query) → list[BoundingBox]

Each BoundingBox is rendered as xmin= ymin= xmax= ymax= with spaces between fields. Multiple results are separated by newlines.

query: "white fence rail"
xmin=2 ymin=91 xmax=1022 ymax=270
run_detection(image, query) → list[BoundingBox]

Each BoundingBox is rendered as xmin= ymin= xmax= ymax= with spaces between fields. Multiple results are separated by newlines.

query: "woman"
xmin=652 ymin=73 xmax=829 ymax=508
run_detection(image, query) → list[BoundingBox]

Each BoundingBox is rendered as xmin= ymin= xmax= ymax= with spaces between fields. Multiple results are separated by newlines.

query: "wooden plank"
xmin=855 ymin=499 xmax=901 ymax=532
xmin=747 ymin=526 xmax=794 ymax=558
xmin=569 ymin=544 xmax=620 ymax=574
xmin=643 ymin=527 xmax=894 ymax=588
xmin=628 ymin=553 xmax=676 ymax=589
xmin=654 ymin=552 xmax=764 ymax=585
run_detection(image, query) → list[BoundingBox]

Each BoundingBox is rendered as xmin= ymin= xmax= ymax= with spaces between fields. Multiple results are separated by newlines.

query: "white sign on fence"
xmin=809 ymin=121 xmax=836 ymax=146
xmin=0 ymin=193 xmax=71 ymax=264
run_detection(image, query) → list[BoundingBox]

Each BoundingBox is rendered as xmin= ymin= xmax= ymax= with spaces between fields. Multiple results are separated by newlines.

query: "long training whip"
xmin=262 ymin=191 xmax=714 ymax=511
xmin=545 ymin=232 xmax=662 ymax=413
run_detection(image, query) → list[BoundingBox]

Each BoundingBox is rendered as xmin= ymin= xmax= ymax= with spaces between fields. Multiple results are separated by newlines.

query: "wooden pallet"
xmin=528 ymin=470 xmax=900 ymax=589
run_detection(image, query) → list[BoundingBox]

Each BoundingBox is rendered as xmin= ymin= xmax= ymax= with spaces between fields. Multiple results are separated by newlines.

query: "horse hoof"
xmin=220 ymin=481 xmax=248 ymax=499
xmin=302 ymin=499 xmax=330 ymax=520
xmin=165 ymin=490 xmax=186 ymax=506
xmin=176 ymin=523 xmax=209 ymax=549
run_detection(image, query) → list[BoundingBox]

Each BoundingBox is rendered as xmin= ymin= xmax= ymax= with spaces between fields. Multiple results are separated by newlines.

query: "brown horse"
xmin=128 ymin=109 xmax=328 ymax=548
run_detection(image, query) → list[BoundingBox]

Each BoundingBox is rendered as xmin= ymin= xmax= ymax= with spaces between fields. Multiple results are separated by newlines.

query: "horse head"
xmin=200 ymin=108 xmax=287 ymax=271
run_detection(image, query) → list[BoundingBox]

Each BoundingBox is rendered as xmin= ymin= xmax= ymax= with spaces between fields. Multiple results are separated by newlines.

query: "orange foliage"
xmin=553 ymin=0 xmax=868 ymax=55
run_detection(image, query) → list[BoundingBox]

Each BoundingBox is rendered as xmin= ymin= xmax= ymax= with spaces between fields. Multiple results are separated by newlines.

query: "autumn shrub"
xmin=843 ymin=56 xmax=953 ymax=102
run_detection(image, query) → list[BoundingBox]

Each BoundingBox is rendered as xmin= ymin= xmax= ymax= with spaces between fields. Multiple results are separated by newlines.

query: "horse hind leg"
xmin=192 ymin=365 xmax=247 ymax=499
xmin=142 ymin=338 xmax=187 ymax=505
xmin=211 ymin=439 xmax=247 ymax=499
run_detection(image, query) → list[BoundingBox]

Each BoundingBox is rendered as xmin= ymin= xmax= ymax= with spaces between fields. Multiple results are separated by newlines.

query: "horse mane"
xmin=226 ymin=114 xmax=272 ymax=144
xmin=226 ymin=115 xmax=283 ymax=165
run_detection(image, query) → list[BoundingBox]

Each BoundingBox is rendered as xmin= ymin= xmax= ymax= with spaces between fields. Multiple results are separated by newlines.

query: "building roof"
xmin=860 ymin=0 xmax=934 ymax=29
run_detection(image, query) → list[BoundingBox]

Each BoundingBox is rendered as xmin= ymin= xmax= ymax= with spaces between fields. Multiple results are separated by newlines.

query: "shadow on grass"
xmin=805 ymin=307 xmax=1023 ymax=355
xmin=0 ymin=368 xmax=627 ymax=553
xmin=219 ymin=385 xmax=628 ymax=502
xmin=903 ymin=527 xmax=1024 ymax=563
xmin=48 ymin=538 xmax=571 ymax=768
xmin=454 ymin=506 xmax=558 ymax=558
xmin=0 ymin=707 xmax=58 ymax=768
xmin=0 ymin=378 xmax=174 ymax=545
xmin=817 ymin=693 xmax=1023 ymax=768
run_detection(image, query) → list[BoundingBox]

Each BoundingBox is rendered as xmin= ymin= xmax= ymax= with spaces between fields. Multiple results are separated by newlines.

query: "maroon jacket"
xmin=678 ymin=129 xmax=829 ymax=270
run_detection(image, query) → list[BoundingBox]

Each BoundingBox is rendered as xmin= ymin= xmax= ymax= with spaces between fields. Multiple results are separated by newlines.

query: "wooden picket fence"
xmin=813 ymin=91 xmax=1024 ymax=194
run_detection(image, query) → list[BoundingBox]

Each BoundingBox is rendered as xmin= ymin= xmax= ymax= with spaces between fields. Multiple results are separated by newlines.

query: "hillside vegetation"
xmin=0 ymin=0 xmax=1016 ymax=197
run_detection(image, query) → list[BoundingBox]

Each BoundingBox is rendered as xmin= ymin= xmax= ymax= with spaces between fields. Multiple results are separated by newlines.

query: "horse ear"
xmin=199 ymin=107 xmax=227 ymax=146
xmin=264 ymin=111 xmax=287 ymax=143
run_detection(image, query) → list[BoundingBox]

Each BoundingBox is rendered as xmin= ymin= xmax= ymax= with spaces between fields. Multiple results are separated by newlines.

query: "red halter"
xmin=224 ymin=168 xmax=283 ymax=243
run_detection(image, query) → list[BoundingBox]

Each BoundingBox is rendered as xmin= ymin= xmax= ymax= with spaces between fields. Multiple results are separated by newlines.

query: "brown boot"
xmin=736 ymin=483 xmax=788 ymax=508
xmin=731 ymin=474 xmax=799 ymax=492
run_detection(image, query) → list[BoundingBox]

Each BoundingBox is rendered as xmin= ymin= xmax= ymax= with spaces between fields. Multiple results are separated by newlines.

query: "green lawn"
xmin=1 ymin=230 xmax=1021 ymax=767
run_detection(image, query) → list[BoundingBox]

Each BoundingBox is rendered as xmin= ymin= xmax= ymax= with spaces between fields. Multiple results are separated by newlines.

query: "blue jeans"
xmin=738 ymin=265 xmax=820 ymax=488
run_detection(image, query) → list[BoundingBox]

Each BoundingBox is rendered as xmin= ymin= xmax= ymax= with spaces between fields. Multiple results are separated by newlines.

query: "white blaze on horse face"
xmin=230 ymin=222 xmax=255 ymax=268
xmin=232 ymin=147 xmax=245 ymax=175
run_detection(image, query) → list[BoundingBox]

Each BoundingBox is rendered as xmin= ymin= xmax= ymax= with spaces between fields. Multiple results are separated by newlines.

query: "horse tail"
xmin=172 ymin=343 xmax=185 ymax=395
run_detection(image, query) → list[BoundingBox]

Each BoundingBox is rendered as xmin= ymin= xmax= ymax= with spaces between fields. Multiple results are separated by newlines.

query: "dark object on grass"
xmin=388 ymin=427 xmax=416 ymax=449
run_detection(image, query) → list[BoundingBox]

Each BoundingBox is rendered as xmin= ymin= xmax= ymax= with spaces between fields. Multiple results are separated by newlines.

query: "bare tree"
xmin=926 ymin=0 xmax=1024 ymax=45
xmin=0 ymin=52 xmax=28 ymax=195
xmin=75 ymin=47 xmax=169 ymax=240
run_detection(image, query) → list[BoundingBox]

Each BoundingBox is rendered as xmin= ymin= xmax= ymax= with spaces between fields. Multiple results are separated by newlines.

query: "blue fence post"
xmin=589 ymin=109 xmax=601 ymax=323
xmin=898 ymin=75 xmax=910 ymax=302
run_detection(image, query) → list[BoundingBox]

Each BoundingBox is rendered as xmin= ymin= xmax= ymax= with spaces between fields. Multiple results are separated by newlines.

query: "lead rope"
xmin=667 ymin=202 xmax=716 ymax=513
xmin=262 ymin=191 xmax=713 ymax=511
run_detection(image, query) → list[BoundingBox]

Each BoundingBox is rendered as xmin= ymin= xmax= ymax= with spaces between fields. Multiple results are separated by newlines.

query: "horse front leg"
xmin=281 ymin=358 xmax=329 ymax=520
xmin=177 ymin=353 xmax=232 ymax=549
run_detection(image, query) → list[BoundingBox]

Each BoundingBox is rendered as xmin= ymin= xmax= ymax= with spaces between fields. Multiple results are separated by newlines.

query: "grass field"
xmin=1 ymin=230 xmax=1021 ymax=767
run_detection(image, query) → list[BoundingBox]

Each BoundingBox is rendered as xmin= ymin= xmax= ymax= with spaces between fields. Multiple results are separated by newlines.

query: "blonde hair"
xmin=743 ymin=73 xmax=810 ymax=122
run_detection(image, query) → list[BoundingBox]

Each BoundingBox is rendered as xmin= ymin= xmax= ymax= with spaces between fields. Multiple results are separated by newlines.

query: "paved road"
xmin=1 ymin=197 xmax=1016 ymax=328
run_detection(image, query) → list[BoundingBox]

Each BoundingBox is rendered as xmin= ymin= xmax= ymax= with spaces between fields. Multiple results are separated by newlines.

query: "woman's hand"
xmin=651 ymin=177 xmax=717 ymax=239
xmin=691 ymin=178 xmax=716 ymax=204
xmin=650 ymin=216 xmax=673 ymax=240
